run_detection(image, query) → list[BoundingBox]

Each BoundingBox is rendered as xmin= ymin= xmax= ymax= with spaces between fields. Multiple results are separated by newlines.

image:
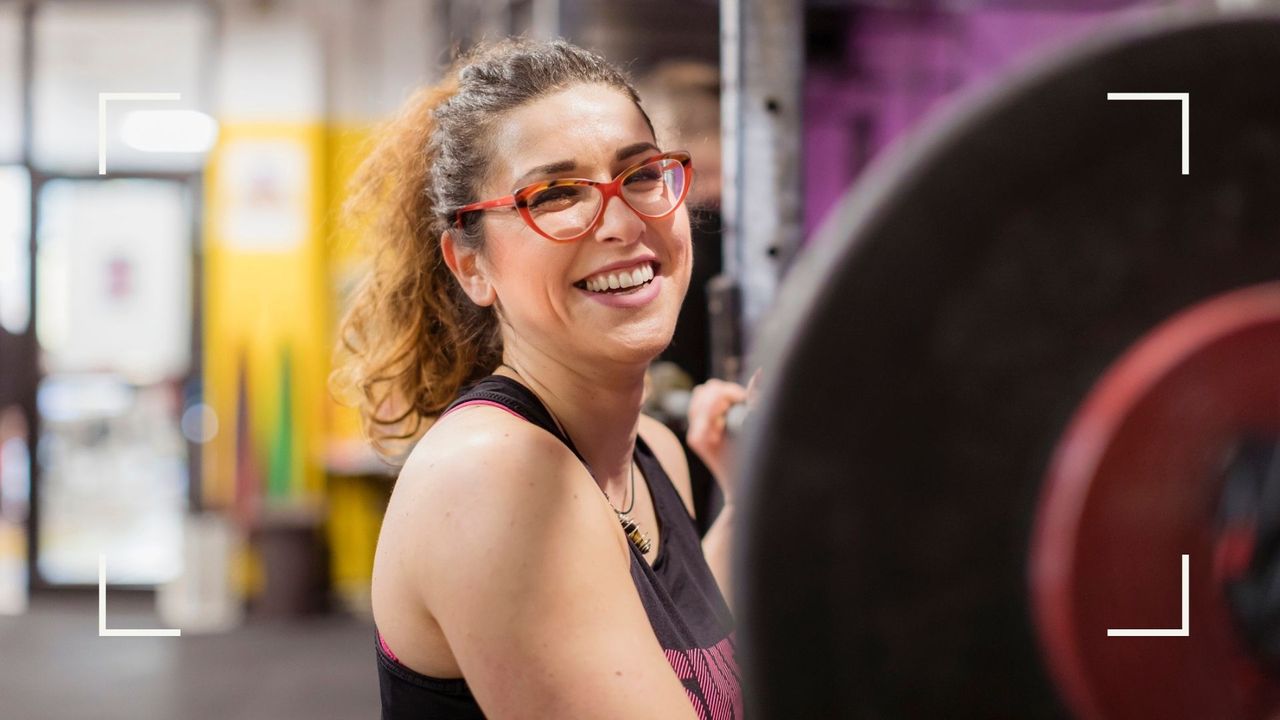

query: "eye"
xmin=624 ymin=164 xmax=663 ymax=187
xmin=528 ymin=185 xmax=586 ymax=212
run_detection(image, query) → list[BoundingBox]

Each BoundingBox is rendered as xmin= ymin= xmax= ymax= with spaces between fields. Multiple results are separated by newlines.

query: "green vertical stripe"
xmin=267 ymin=348 xmax=293 ymax=499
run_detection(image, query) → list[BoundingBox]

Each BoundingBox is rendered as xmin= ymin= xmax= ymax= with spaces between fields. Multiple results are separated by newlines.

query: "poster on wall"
xmin=217 ymin=137 xmax=310 ymax=252
xmin=36 ymin=179 xmax=192 ymax=383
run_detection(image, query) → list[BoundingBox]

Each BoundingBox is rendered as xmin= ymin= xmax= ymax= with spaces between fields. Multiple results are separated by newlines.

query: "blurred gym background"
xmin=0 ymin=0 xmax=1259 ymax=718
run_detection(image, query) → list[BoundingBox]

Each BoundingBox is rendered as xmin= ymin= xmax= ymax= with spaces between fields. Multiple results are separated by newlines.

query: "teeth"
xmin=580 ymin=262 xmax=656 ymax=293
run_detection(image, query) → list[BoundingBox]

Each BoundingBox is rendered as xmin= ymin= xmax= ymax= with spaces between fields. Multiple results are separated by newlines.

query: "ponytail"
xmin=331 ymin=74 xmax=500 ymax=464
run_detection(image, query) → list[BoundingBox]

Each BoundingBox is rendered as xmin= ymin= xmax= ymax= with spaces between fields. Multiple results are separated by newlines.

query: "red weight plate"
xmin=1033 ymin=283 xmax=1280 ymax=720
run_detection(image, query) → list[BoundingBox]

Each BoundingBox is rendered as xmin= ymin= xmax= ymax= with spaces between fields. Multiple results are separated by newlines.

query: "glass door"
xmin=33 ymin=178 xmax=193 ymax=585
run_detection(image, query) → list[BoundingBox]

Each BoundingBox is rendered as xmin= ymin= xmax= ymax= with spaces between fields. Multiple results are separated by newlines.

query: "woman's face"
xmin=467 ymin=83 xmax=693 ymax=371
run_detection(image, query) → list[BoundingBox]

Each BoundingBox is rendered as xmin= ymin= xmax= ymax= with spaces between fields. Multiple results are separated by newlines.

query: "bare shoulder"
xmin=386 ymin=404 xmax=617 ymax=575
xmin=380 ymin=405 xmax=698 ymax=719
xmin=638 ymin=413 xmax=696 ymax=519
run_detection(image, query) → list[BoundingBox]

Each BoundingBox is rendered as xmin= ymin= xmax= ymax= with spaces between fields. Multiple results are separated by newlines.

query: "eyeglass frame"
xmin=452 ymin=150 xmax=694 ymax=243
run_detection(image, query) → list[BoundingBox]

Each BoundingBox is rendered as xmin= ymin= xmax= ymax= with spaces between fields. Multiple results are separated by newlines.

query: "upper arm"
xmin=404 ymin=415 xmax=698 ymax=720
xmin=638 ymin=413 xmax=696 ymax=520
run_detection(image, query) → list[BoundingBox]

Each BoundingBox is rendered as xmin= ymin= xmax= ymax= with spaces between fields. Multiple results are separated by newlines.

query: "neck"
xmin=494 ymin=345 xmax=645 ymax=498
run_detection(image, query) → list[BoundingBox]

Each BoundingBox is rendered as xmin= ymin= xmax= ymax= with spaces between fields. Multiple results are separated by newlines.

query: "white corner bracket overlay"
xmin=1106 ymin=554 xmax=1190 ymax=638
xmin=98 ymin=92 xmax=182 ymax=175
xmin=99 ymin=554 xmax=181 ymax=637
xmin=1105 ymin=92 xmax=1190 ymax=175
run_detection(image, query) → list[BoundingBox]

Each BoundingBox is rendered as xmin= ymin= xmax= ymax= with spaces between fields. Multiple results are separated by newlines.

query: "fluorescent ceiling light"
xmin=119 ymin=109 xmax=218 ymax=154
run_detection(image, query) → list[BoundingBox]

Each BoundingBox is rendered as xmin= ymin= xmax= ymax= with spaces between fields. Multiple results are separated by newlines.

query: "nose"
xmin=590 ymin=192 xmax=646 ymax=244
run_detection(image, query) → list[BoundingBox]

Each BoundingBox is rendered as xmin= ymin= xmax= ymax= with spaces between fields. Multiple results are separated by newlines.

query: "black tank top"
xmin=375 ymin=375 xmax=743 ymax=719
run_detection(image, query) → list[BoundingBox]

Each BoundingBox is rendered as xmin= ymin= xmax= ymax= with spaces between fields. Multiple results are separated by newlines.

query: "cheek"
xmin=486 ymin=224 xmax=571 ymax=293
xmin=495 ymin=248 xmax=576 ymax=311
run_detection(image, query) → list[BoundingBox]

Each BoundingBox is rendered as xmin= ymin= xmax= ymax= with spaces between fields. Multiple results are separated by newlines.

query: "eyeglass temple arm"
xmin=455 ymin=194 xmax=517 ymax=226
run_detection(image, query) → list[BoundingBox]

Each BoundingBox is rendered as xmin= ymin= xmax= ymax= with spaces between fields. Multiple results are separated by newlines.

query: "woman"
xmin=333 ymin=38 xmax=750 ymax=719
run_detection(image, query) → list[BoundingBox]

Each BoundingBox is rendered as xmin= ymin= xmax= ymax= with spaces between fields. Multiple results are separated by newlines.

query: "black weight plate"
xmin=736 ymin=12 xmax=1280 ymax=719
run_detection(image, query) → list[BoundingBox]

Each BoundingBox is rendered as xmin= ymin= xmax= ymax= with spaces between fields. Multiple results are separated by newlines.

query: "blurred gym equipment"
xmin=645 ymin=360 xmax=752 ymax=436
xmin=738 ymin=12 xmax=1280 ymax=719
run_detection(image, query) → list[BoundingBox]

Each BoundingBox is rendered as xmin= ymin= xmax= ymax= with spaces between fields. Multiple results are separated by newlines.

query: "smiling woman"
xmin=330 ymin=39 xmax=742 ymax=720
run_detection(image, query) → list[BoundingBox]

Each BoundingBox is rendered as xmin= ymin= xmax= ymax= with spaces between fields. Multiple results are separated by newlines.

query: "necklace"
xmin=605 ymin=459 xmax=652 ymax=554
xmin=497 ymin=362 xmax=653 ymax=554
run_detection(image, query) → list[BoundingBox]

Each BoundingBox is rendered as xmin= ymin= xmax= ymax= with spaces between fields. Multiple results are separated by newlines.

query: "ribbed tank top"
xmin=375 ymin=375 xmax=743 ymax=719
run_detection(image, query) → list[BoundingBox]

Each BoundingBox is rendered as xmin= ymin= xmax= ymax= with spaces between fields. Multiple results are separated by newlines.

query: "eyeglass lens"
xmin=525 ymin=157 xmax=688 ymax=240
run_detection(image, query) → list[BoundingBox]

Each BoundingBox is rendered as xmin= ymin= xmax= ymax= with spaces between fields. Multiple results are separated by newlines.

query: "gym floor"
xmin=0 ymin=594 xmax=378 ymax=720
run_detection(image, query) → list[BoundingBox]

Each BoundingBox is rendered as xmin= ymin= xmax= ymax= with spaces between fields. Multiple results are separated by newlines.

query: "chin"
xmin=598 ymin=324 xmax=676 ymax=367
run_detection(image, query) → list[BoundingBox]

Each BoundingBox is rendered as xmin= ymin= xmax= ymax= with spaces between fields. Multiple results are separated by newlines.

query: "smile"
xmin=573 ymin=261 xmax=658 ymax=295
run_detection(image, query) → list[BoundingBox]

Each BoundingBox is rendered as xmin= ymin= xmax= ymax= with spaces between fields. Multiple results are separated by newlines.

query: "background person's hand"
xmin=685 ymin=370 xmax=760 ymax=501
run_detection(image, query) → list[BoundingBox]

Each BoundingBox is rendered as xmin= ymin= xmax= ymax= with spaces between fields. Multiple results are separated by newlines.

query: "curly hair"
xmin=330 ymin=38 xmax=655 ymax=465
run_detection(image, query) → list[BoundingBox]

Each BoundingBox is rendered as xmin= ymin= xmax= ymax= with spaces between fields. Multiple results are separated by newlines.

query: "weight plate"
xmin=737 ymin=13 xmax=1280 ymax=719
xmin=1034 ymin=283 xmax=1280 ymax=719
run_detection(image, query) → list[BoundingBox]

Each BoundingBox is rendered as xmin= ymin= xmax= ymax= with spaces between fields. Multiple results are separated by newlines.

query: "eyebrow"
xmin=511 ymin=142 xmax=661 ymax=188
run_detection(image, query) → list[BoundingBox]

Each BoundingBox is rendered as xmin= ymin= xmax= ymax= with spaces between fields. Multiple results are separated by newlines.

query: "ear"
xmin=440 ymin=229 xmax=497 ymax=307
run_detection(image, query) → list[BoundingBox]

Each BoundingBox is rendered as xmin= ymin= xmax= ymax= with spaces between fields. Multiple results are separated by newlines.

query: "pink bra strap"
xmin=377 ymin=630 xmax=400 ymax=663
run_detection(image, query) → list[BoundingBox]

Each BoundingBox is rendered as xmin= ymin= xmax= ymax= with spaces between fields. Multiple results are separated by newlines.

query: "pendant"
xmin=616 ymin=510 xmax=652 ymax=554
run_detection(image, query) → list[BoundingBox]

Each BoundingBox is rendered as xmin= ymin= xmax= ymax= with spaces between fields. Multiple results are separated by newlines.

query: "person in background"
xmin=332 ymin=39 xmax=744 ymax=719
